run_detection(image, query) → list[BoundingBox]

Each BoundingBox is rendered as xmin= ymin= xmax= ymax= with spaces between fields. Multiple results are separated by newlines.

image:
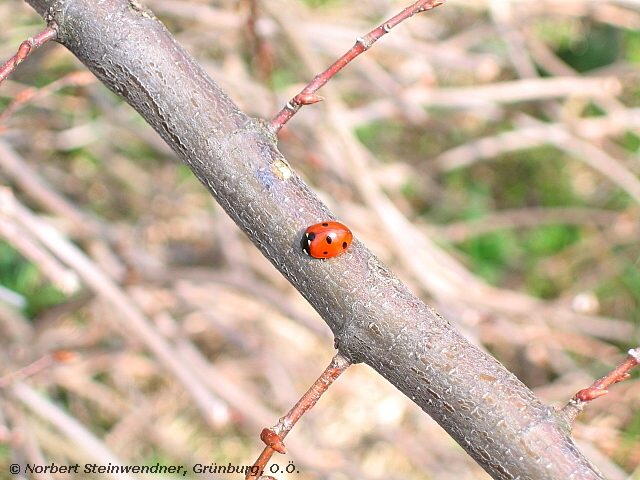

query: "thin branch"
xmin=269 ymin=0 xmax=444 ymax=133
xmin=562 ymin=347 xmax=640 ymax=422
xmin=0 ymin=351 xmax=75 ymax=388
xmin=0 ymin=26 xmax=57 ymax=86
xmin=246 ymin=352 xmax=351 ymax=480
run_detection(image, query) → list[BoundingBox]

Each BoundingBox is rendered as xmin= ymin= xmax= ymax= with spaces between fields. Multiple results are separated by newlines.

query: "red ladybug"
xmin=302 ymin=221 xmax=353 ymax=258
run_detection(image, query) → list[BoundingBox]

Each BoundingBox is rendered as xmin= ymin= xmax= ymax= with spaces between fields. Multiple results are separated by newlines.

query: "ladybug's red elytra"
xmin=302 ymin=221 xmax=353 ymax=259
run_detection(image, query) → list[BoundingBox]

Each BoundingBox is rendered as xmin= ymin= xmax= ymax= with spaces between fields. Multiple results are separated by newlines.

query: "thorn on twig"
xmin=293 ymin=93 xmax=325 ymax=106
xmin=575 ymin=388 xmax=609 ymax=402
xmin=260 ymin=428 xmax=287 ymax=454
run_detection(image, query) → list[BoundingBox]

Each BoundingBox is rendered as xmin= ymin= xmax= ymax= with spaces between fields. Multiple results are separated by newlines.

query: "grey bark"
xmin=22 ymin=1 xmax=605 ymax=478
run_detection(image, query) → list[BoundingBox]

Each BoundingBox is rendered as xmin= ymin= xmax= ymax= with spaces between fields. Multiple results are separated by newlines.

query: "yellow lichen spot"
xmin=271 ymin=158 xmax=292 ymax=181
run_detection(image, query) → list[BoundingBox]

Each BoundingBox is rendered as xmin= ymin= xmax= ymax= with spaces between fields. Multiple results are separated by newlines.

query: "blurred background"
xmin=0 ymin=0 xmax=639 ymax=479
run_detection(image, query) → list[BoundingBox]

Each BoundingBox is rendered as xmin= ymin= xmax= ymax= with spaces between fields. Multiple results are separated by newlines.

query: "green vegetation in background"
xmin=597 ymin=260 xmax=640 ymax=328
xmin=355 ymin=117 xmax=470 ymax=165
xmin=0 ymin=443 xmax=11 ymax=480
xmin=430 ymin=146 xmax=584 ymax=297
xmin=0 ymin=242 xmax=66 ymax=317
xmin=533 ymin=18 xmax=620 ymax=73
xmin=300 ymin=0 xmax=338 ymax=8
xmin=458 ymin=231 xmax=518 ymax=287
xmin=620 ymin=131 xmax=640 ymax=153
xmin=623 ymin=29 xmax=640 ymax=64
xmin=615 ymin=406 xmax=640 ymax=471
xmin=555 ymin=23 xmax=620 ymax=72
xmin=270 ymin=67 xmax=302 ymax=92
xmin=354 ymin=109 xmax=592 ymax=297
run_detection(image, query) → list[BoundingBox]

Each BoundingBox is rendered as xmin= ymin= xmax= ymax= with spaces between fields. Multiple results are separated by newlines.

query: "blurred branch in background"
xmin=0 ymin=0 xmax=639 ymax=479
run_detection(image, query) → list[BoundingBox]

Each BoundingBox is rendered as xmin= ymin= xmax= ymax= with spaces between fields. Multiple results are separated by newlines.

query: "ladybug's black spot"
xmin=326 ymin=236 xmax=333 ymax=244
xmin=342 ymin=242 xmax=348 ymax=249
xmin=321 ymin=222 xmax=329 ymax=226
xmin=307 ymin=232 xmax=316 ymax=241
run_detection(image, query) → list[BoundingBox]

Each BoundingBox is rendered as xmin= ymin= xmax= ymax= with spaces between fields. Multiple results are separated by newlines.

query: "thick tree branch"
xmin=21 ymin=0 xmax=605 ymax=478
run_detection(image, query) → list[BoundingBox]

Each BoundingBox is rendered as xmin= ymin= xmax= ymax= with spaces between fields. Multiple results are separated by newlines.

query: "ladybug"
xmin=302 ymin=221 xmax=353 ymax=258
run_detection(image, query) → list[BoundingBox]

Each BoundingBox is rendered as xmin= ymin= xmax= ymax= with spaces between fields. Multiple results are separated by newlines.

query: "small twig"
xmin=241 ymin=0 xmax=275 ymax=80
xmin=0 ymin=351 xmax=76 ymax=388
xmin=268 ymin=0 xmax=445 ymax=133
xmin=0 ymin=71 xmax=95 ymax=129
xmin=245 ymin=352 xmax=352 ymax=480
xmin=562 ymin=347 xmax=640 ymax=422
xmin=0 ymin=27 xmax=58 ymax=86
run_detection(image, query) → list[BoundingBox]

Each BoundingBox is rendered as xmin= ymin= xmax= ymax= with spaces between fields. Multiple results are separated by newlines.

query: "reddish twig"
xmin=0 ymin=350 xmax=76 ymax=388
xmin=245 ymin=352 xmax=351 ymax=479
xmin=0 ymin=71 xmax=95 ymax=130
xmin=0 ymin=27 xmax=58 ymax=86
xmin=269 ymin=0 xmax=445 ymax=133
xmin=562 ymin=347 xmax=640 ymax=422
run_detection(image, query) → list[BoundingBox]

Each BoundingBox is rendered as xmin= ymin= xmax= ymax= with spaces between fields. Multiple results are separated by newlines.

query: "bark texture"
xmin=23 ymin=1 xmax=605 ymax=478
